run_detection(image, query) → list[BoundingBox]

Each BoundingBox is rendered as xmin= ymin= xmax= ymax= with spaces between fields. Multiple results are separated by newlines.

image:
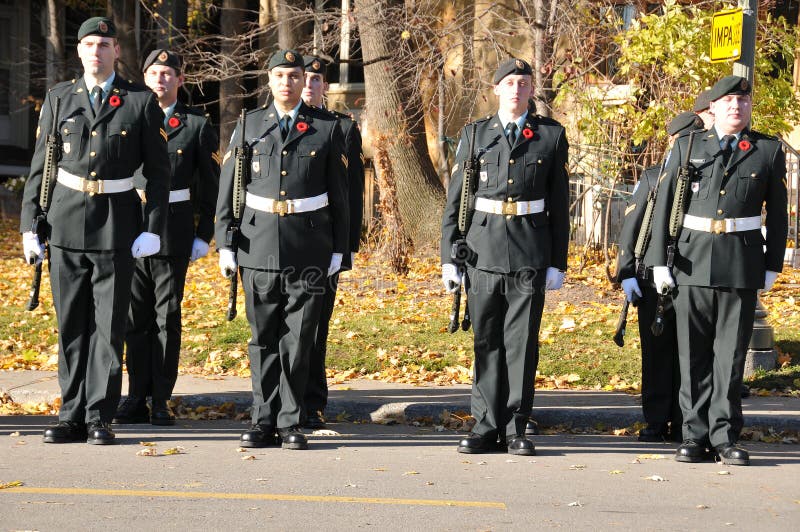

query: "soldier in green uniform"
xmin=20 ymin=17 xmax=170 ymax=445
xmin=113 ymin=49 xmax=220 ymax=426
xmin=650 ymin=76 xmax=788 ymax=465
xmin=215 ymin=50 xmax=349 ymax=450
xmin=441 ymin=58 xmax=570 ymax=455
xmin=300 ymin=55 xmax=364 ymax=430
xmin=616 ymin=111 xmax=703 ymax=442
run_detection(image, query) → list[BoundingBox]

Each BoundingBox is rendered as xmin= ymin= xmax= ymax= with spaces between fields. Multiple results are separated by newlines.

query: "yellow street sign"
xmin=710 ymin=8 xmax=743 ymax=62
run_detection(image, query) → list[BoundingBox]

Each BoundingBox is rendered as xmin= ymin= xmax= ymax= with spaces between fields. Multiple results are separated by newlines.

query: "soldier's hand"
xmin=328 ymin=253 xmax=343 ymax=276
xmin=219 ymin=249 xmax=237 ymax=278
xmin=131 ymin=232 xmax=161 ymax=258
xmin=441 ymin=263 xmax=462 ymax=293
xmin=190 ymin=238 xmax=210 ymax=262
xmin=22 ymin=231 xmax=45 ymax=265
xmin=652 ymin=266 xmax=675 ymax=295
xmin=621 ymin=277 xmax=642 ymax=303
xmin=545 ymin=267 xmax=565 ymax=291
xmin=763 ymin=270 xmax=779 ymax=292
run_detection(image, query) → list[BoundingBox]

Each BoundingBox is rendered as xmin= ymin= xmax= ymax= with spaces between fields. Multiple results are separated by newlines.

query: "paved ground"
xmin=0 ymin=418 xmax=798 ymax=531
xmin=3 ymin=370 xmax=800 ymax=430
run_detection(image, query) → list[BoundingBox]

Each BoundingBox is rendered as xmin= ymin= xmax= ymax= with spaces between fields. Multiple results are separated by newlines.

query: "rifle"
xmin=652 ymin=130 xmax=699 ymax=336
xmin=448 ymin=122 xmax=478 ymax=333
xmin=225 ymin=109 xmax=250 ymax=321
xmin=27 ymin=96 xmax=61 ymax=311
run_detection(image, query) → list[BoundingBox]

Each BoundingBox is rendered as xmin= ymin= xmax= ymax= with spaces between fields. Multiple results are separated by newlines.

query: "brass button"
xmin=508 ymin=179 xmax=514 ymax=184
xmin=480 ymin=159 xmax=485 ymax=164
xmin=538 ymin=159 xmax=542 ymax=164
xmin=310 ymin=150 xmax=316 ymax=156
xmin=63 ymin=128 xmax=69 ymax=134
xmin=717 ymin=209 xmax=724 ymax=215
xmin=508 ymin=197 xmax=513 ymax=202
xmin=90 ymin=151 xmax=96 ymax=157
xmin=280 ymin=190 xmax=286 ymax=196
xmin=121 ymin=130 xmax=127 ymax=136
xmin=751 ymin=173 xmax=757 ymax=178
xmin=720 ymin=190 xmax=726 ymax=196
xmin=253 ymin=149 xmax=258 ymax=155
xmin=90 ymin=171 xmax=97 ymax=177
xmin=177 ymin=149 xmax=183 ymax=155
xmin=724 ymin=171 xmax=729 ymax=177
xmin=282 ymin=150 xmax=288 ymax=155
xmin=91 ymin=131 xmax=97 ymax=137
xmin=509 ymin=158 xmax=515 ymax=164
xmin=281 ymin=170 xmax=287 ymax=176
xmin=506 ymin=215 xmax=512 ymax=220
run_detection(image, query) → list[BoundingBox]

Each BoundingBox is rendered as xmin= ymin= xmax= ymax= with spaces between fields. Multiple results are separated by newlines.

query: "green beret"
xmin=303 ymin=55 xmax=328 ymax=77
xmin=666 ymin=111 xmax=702 ymax=136
xmin=693 ymin=90 xmax=713 ymax=112
xmin=493 ymin=58 xmax=533 ymax=84
xmin=707 ymin=75 xmax=751 ymax=102
xmin=268 ymin=49 xmax=304 ymax=71
xmin=77 ymin=17 xmax=116 ymax=41
xmin=142 ymin=49 xmax=182 ymax=74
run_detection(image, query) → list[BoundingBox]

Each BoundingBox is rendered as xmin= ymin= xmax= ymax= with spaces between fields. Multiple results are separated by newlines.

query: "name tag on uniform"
xmin=64 ymin=118 xmax=75 ymax=123
xmin=691 ymin=182 xmax=699 ymax=193
xmin=480 ymin=170 xmax=488 ymax=182
xmin=690 ymin=158 xmax=705 ymax=164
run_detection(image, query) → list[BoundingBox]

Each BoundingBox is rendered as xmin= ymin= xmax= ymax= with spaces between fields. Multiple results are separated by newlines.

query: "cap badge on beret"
xmin=312 ymin=60 xmax=321 ymax=71
xmin=285 ymin=51 xmax=296 ymax=62
xmin=158 ymin=51 xmax=169 ymax=62
xmin=515 ymin=59 xmax=524 ymax=69
xmin=98 ymin=21 xmax=108 ymax=34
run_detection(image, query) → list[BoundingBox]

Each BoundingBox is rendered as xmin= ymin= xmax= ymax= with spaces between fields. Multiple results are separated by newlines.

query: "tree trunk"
xmin=354 ymin=0 xmax=445 ymax=248
xmin=219 ymin=0 xmax=248 ymax=152
xmin=108 ymin=0 xmax=141 ymax=83
xmin=277 ymin=0 xmax=310 ymax=50
xmin=46 ymin=0 xmax=65 ymax=87
xmin=258 ymin=0 xmax=278 ymax=106
xmin=531 ymin=0 xmax=553 ymax=117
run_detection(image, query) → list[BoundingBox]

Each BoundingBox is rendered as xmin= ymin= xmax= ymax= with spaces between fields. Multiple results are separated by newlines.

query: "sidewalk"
xmin=2 ymin=369 xmax=799 ymax=430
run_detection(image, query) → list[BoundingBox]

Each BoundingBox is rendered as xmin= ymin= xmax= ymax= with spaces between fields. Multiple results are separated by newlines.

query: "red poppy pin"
xmin=108 ymin=95 xmax=121 ymax=107
xmin=168 ymin=117 xmax=180 ymax=128
xmin=522 ymin=128 xmax=535 ymax=140
xmin=738 ymin=140 xmax=751 ymax=151
xmin=296 ymin=121 xmax=309 ymax=132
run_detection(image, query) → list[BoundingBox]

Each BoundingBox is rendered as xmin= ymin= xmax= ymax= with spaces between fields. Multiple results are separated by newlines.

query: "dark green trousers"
xmin=673 ymin=285 xmax=756 ymax=447
xmin=466 ymin=266 xmax=545 ymax=439
xmin=305 ymin=272 xmax=339 ymax=414
xmin=241 ymin=268 xmax=324 ymax=429
xmin=637 ymin=282 xmax=681 ymax=427
xmin=125 ymin=255 xmax=190 ymax=401
xmin=49 ymin=245 xmax=134 ymax=423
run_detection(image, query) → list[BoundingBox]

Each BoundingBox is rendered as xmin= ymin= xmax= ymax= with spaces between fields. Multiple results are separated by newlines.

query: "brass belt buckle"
xmin=274 ymin=200 xmax=288 ymax=216
xmin=84 ymin=179 xmax=101 ymax=196
xmin=501 ymin=201 xmax=517 ymax=216
xmin=710 ymin=219 xmax=726 ymax=234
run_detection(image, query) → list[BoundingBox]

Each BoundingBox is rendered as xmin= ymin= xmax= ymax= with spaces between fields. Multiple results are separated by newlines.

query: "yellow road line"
xmin=4 ymin=487 xmax=506 ymax=509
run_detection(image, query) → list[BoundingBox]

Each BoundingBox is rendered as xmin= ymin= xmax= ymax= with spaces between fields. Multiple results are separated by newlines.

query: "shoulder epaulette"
xmin=532 ymin=114 xmax=563 ymax=127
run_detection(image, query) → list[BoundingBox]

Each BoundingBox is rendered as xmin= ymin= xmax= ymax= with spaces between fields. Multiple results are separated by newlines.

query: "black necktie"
xmin=721 ymin=134 xmax=735 ymax=166
xmin=507 ymin=122 xmax=518 ymax=145
xmin=91 ymin=86 xmax=103 ymax=115
xmin=280 ymin=115 xmax=290 ymax=140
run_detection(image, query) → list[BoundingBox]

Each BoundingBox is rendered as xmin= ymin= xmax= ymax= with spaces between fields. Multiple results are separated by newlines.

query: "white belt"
xmin=683 ymin=214 xmax=762 ymax=234
xmin=245 ymin=192 xmax=328 ymax=216
xmin=135 ymin=188 xmax=191 ymax=204
xmin=57 ymin=168 xmax=134 ymax=195
xmin=474 ymin=197 xmax=545 ymax=216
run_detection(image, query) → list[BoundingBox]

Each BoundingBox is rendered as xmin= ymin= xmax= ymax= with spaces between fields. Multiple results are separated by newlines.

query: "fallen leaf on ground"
xmin=312 ymin=429 xmax=340 ymax=436
xmin=0 ymin=480 xmax=23 ymax=489
xmin=163 ymin=447 xmax=185 ymax=455
xmin=644 ymin=475 xmax=667 ymax=481
xmin=636 ymin=454 xmax=665 ymax=460
xmin=242 ymin=455 xmax=256 ymax=461
xmin=136 ymin=448 xmax=159 ymax=457
xmin=139 ymin=441 xmax=157 ymax=447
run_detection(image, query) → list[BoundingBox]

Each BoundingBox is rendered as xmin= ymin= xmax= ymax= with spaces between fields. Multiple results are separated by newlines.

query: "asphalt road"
xmin=0 ymin=417 xmax=798 ymax=531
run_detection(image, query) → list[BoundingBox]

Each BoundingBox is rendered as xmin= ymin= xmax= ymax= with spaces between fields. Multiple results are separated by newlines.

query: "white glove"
xmin=621 ymin=277 xmax=642 ymax=303
xmin=652 ymin=266 xmax=675 ymax=295
xmin=190 ymin=237 xmax=210 ymax=262
xmin=219 ymin=249 xmax=237 ymax=278
xmin=441 ymin=263 xmax=462 ymax=293
xmin=328 ymin=253 xmax=343 ymax=276
xmin=545 ymin=267 xmax=565 ymax=290
xmin=763 ymin=270 xmax=779 ymax=292
xmin=22 ymin=231 xmax=45 ymax=265
xmin=131 ymin=232 xmax=160 ymax=258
